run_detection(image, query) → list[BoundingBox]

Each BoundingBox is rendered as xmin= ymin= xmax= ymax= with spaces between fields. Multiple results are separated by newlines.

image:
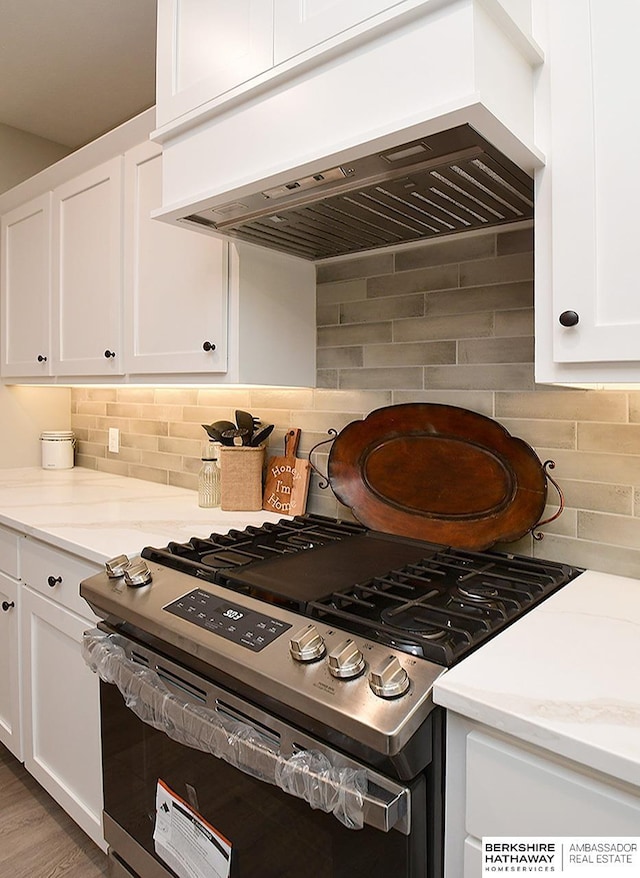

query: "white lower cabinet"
xmin=0 ymin=571 xmax=21 ymax=760
xmin=444 ymin=713 xmax=640 ymax=878
xmin=20 ymin=539 xmax=105 ymax=852
xmin=0 ymin=525 xmax=21 ymax=760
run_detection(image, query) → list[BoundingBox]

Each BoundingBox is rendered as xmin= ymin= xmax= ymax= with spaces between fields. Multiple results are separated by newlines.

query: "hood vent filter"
xmin=185 ymin=126 xmax=533 ymax=261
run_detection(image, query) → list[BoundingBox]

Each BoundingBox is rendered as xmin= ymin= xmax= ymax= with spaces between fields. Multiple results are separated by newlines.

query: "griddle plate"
xmin=221 ymin=533 xmax=438 ymax=605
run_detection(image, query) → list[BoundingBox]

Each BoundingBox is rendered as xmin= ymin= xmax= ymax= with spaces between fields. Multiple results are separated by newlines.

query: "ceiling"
xmin=0 ymin=0 xmax=157 ymax=149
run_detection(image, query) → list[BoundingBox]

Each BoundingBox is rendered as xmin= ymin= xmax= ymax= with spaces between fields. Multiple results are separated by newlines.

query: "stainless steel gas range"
xmin=81 ymin=513 xmax=582 ymax=878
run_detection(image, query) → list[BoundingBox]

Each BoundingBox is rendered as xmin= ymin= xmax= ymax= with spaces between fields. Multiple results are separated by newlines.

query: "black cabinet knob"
xmin=47 ymin=575 xmax=62 ymax=588
xmin=37 ymin=354 xmax=47 ymax=363
xmin=202 ymin=341 xmax=216 ymax=352
xmin=1 ymin=601 xmax=14 ymax=611
xmin=559 ymin=310 xmax=580 ymax=327
xmin=104 ymin=349 xmax=116 ymax=359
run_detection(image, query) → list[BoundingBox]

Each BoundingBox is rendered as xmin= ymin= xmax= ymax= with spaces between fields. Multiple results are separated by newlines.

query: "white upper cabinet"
xmin=52 ymin=159 xmax=124 ymax=376
xmin=123 ymin=140 xmax=228 ymax=374
xmin=156 ymin=0 xmax=274 ymax=129
xmin=273 ymin=0 xmax=408 ymax=63
xmin=535 ymin=0 xmax=640 ymax=383
xmin=1 ymin=194 xmax=52 ymax=378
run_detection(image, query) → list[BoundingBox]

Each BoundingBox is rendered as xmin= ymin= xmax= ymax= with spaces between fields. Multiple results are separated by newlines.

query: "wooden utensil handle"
xmin=285 ymin=428 xmax=301 ymax=459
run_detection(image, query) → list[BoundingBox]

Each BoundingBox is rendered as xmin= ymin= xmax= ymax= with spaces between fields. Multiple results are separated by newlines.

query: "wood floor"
xmin=0 ymin=744 xmax=110 ymax=878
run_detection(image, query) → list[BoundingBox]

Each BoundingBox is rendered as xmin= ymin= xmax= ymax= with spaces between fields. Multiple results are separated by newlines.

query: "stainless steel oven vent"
xmin=183 ymin=125 xmax=533 ymax=261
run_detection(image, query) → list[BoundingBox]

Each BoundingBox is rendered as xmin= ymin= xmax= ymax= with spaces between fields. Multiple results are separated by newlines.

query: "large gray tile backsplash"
xmin=73 ymin=223 xmax=640 ymax=579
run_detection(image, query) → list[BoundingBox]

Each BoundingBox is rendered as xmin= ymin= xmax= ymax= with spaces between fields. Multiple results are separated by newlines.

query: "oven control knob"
xmin=123 ymin=559 xmax=153 ymax=588
xmin=369 ymin=656 xmax=410 ymax=699
xmin=327 ymin=639 xmax=365 ymax=680
xmin=105 ymin=554 xmax=131 ymax=578
xmin=289 ymin=625 xmax=326 ymax=662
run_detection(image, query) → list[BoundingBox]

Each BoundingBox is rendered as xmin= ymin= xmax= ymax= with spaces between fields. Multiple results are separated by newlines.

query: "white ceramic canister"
xmin=40 ymin=431 xmax=76 ymax=469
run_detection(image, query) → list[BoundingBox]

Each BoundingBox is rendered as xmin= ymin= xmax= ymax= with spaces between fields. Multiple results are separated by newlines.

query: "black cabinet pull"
xmin=47 ymin=575 xmax=62 ymax=588
xmin=202 ymin=341 xmax=216 ymax=352
xmin=559 ymin=310 xmax=579 ymax=327
xmin=1 ymin=601 xmax=14 ymax=611
xmin=104 ymin=349 xmax=116 ymax=359
xmin=37 ymin=354 xmax=48 ymax=363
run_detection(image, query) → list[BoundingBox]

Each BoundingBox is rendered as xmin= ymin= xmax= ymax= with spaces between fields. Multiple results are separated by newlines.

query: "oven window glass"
xmin=101 ymin=683 xmax=427 ymax=878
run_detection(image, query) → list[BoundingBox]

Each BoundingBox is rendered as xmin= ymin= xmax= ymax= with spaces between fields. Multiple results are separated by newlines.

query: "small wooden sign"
xmin=262 ymin=428 xmax=311 ymax=516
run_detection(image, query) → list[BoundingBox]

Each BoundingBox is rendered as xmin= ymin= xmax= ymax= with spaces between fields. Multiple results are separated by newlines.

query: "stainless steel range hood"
xmin=180 ymin=126 xmax=533 ymax=262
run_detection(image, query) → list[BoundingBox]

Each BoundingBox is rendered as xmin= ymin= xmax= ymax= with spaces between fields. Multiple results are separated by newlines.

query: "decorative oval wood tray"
xmin=322 ymin=404 xmax=553 ymax=551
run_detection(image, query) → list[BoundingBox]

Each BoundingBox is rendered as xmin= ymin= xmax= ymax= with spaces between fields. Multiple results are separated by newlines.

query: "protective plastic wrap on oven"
xmin=82 ymin=629 xmax=368 ymax=829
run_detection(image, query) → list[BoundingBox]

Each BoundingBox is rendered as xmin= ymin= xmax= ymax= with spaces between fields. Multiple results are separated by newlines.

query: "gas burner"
xmin=456 ymin=581 xmax=500 ymax=602
xmin=380 ymin=605 xmax=447 ymax=640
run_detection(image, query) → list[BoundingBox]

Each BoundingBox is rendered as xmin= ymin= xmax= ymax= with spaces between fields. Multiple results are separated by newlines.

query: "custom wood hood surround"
xmin=153 ymin=0 xmax=543 ymax=256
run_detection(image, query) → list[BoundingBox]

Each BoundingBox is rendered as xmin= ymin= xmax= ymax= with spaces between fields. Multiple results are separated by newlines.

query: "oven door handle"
xmin=83 ymin=629 xmax=412 ymax=834
xmin=362 ymin=782 xmax=409 ymax=834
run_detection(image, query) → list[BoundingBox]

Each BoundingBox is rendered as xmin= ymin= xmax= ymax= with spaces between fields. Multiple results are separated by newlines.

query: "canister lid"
xmin=40 ymin=431 xmax=75 ymax=440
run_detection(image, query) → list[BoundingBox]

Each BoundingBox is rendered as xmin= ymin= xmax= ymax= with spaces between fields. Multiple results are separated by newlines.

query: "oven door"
xmin=91 ymin=631 xmax=429 ymax=878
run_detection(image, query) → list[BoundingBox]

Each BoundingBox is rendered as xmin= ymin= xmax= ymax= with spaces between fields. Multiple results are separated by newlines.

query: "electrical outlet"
xmin=108 ymin=428 xmax=120 ymax=454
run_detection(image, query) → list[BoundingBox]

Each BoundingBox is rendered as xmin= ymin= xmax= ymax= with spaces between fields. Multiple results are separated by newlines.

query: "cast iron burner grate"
xmin=308 ymin=548 xmax=581 ymax=665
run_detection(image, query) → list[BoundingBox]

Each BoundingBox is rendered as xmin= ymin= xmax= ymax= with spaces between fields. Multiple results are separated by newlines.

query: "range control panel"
xmin=164 ymin=588 xmax=292 ymax=652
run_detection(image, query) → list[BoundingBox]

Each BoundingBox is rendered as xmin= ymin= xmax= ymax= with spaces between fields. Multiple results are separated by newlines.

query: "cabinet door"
xmin=21 ymin=537 xmax=101 ymax=619
xmin=466 ymin=731 xmax=640 ymax=837
xmin=0 ymin=573 xmax=21 ymax=760
xmin=1 ymin=194 xmax=52 ymax=377
xmin=539 ymin=0 xmax=640 ymax=371
xmin=274 ymin=0 xmax=408 ymax=63
xmin=21 ymin=586 xmax=105 ymax=851
xmin=123 ymin=141 xmax=228 ymax=374
xmin=156 ymin=0 xmax=274 ymax=129
xmin=52 ymin=158 xmax=123 ymax=376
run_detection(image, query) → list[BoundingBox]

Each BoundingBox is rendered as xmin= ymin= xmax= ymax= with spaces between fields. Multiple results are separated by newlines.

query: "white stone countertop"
xmin=433 ymin=569 xmax=640 ymax=789
xmin=0 ymin=467 xmax=287 ymax=564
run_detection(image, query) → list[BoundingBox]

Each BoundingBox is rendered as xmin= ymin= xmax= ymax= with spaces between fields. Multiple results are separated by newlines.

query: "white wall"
xmin=0 ymin=123 xmax=70 ymax=194
xmin=0 ymin=386 xmax=71 ymax=467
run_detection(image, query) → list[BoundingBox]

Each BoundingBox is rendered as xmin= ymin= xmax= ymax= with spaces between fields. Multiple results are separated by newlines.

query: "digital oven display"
xmin=163 ymin=588 xmax=292 ymax=652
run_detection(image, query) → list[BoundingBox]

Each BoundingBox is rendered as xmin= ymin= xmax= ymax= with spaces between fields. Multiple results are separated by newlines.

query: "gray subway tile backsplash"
xmin=340 ymin=293 xmax=425 ymax=324
xmin=425 ymin=281 xmax=533 ymax=316
xmin=72 ymin=223 xmax=640 ymax=579
xmin=367 ymin=263 xmax=458 ymax=297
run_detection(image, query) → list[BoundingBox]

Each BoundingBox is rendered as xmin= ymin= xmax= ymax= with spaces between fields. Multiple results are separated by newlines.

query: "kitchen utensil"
xmin=327 ymin=403 xmax=547 ymax=550
xmin=221 ymin=428 xmax=249 ymax=446
xmin=235 ymin=410 xmax=255 ymax=443
xmin=201 ymin=424 xmax=223 ymax=441
xmin=251 ymin=423 xmax=275 ymax=446
xmin=211 ymin=420 xmax=236 ymax=434
xmin=203 ymin=420 xmax=236 ymax=442
xmin=262 ymin=428 xmax=311 ymax=515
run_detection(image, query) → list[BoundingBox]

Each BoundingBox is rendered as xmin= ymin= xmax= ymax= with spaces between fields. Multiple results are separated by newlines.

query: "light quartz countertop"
xmin=433 ymin=569 xmax=640 ymax=789
xmin=0 ymin=467 xmax=286 ymax=564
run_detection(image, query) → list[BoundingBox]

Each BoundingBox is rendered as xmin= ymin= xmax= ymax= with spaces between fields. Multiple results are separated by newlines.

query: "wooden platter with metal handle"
xmin=326 ymin=404 xmax=550 ymax=550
